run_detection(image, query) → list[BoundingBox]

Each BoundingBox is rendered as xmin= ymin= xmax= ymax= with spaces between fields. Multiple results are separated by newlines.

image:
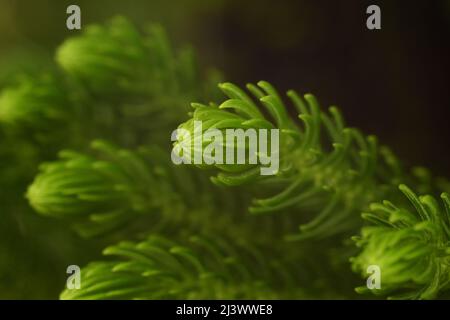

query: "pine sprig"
xmin=174 ymin=81 xmax=403 ymax=240
xmin=26 ymin=139 xmax=221 ymax=238
xmin=1 ymin=16 xmax=448 ymax=300
xmin=27 ymin=140 xmax=156 ymax=237
xmin=60 ymin=235 xmax=307 ymax=299
xmin=0 ymin=73 xmax=83 ymax=150
xmin=57 ymin=17 xmax=150 ymax=95
xmin=26 ymin=139 xmax=258 ymax=240
xmin=0 ymin=75 xmax=67 ymax=126
xmin=56 ymin=16 xmax=221 ymax=146
xmin=351 ymin=185 xmax=450 ymax=299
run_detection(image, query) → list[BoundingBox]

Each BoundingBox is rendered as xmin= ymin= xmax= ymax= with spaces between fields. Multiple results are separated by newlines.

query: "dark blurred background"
xmin=0 ymin=0 xmax=449 ymax=176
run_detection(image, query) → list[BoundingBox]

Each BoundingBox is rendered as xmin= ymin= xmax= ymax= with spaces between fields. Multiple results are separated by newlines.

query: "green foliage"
xmin=0 ymin=16 xmax=449 ymax=300
xmin=27 ymin=140 xmax=159 ymax=237
xmin=0 ymin=75 xmax=68 ymax=127
xmin=60 ymin=235 xmax=306 ymax=299
xmin=56 ymin=16 xmax=220 ymax=146
xmin=0 ymin=16 xmax=220 ymax=299
xmin=351 ymin=185 xmax=450 ymax=299
xmin=174 ymin=81 xmax=402 ymax=240
xmin=26 ymin=139 xmax=247 ymax=239
xmin=57 ymin=17 xmax=149 ymax=94
xmin=57 ymin=16 xmax=206 ymax=98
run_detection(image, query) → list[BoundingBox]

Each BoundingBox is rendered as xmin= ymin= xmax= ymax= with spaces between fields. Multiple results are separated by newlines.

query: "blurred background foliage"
xmin=1 ymin=0 xmax=448 ymax=174
xmin=0 ymin=0 xmax=449 ymax=298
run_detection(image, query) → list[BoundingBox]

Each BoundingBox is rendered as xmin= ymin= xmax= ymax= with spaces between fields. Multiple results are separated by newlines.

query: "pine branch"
xmin=351 ymin=185 xmax=450 ymax=299
xmin=26 ymin=138 xmax=302 ymax=245
xmin=26 ymin=139 xmax=213 ymax=237
xmin=56 ymin=16 xmax=221 ymax=146
xmin=2 ymin=16 xmax=448 ymax=300
xmin=60 ymin=234 xmax=323 ymax=300
xmin=174 ymin=81 xmax=410 ymax=240
xmin=0 ymin=17 xmax=220 ymax=151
